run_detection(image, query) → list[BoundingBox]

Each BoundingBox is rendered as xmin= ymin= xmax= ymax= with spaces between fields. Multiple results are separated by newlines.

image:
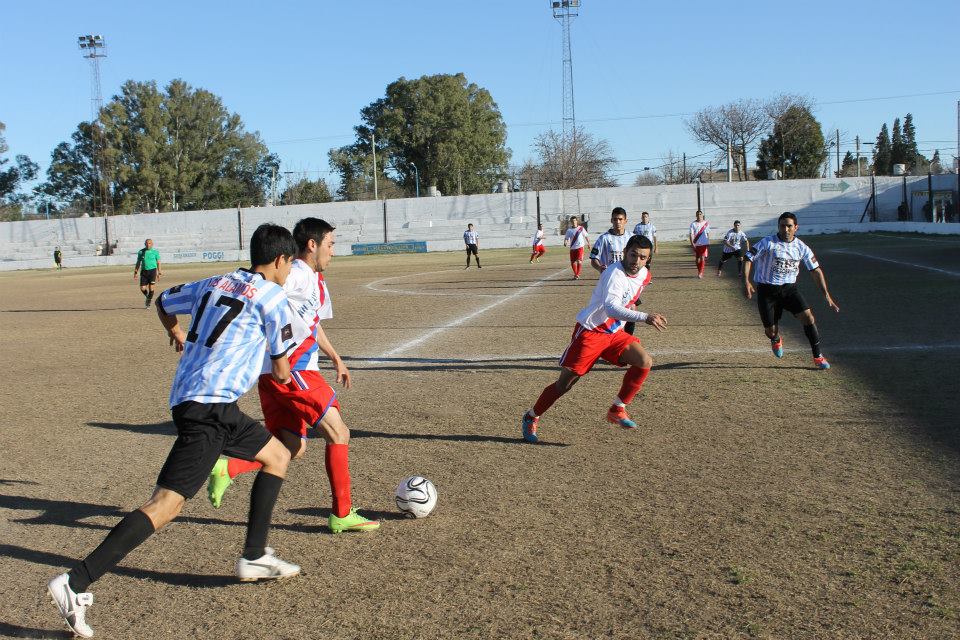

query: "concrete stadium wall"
xmin=2 ymin=176 xmax=957 ymax=271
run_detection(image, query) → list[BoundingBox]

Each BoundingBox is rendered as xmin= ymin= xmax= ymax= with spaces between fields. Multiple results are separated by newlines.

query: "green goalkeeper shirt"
xmin=136 ymin=248 xmax=160 ymax=271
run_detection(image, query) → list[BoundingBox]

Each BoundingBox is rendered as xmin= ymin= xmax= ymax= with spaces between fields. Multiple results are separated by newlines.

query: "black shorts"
xmin=755 ymin=283 xmax=809 ymax=328
xmin=466 ymin=244 xmax=478 ymax=255
xmin=156 ymin=401 xmax=273 ymax=499
xmin=719 ymin=249 xmax=744 ymax=263
xmin=140 ymin=268 xmax=158 ymax=286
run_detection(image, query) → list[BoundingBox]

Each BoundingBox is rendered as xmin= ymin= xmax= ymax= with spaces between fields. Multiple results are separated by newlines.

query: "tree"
xmin=685 ymin=99 xmax=769 ymax=181
xmin=280 ymin=176 xmax=332 ymax=205
xmin=633 ymin=170 xmax=659 ymax=187
xmin=525 ymin=126 xmax=618 ymax=191
xmin=930 ymin=149 xmax=943 ymax=174
xmin=0 ymin=121 xmax=39 ymax=204
xmin=873 ymin=124 xmax=892 ymax=176
xmin=902 ymin=113 xmax=926 ymax=171
xmin=40 ymin=79 xmax=277 ymax=213
xmin=330 ymin=73 xmax=510 ymax=200
xmin=754 ymin=105 xmax=826 ymax=179
xmin=890 ymin=117 xmax=908 ymax=170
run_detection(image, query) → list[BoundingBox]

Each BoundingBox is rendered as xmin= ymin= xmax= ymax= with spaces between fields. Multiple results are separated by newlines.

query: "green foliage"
xmin=890 ymin=117 xmax=907 ymax=169
xmin=903 ymin=113 xmax=925 ymax=170
xmin=0 ymin=121 xmax=39 ymax=202
xmin=330 ymin=73 xmax=510 ymax=200
xmin=40 ymin=79 xmax=277 ymax=214
xmin=754 ymin=105 xmax=826 ymax=179
xmin=873 ymin=124 xmax=892 ymax=176
xmin=280 ymin=177 xmax=332 ymax=205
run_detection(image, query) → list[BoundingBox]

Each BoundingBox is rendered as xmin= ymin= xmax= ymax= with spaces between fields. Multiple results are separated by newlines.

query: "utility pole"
xmin=371 ymin=133 xmax=378 ymax=200
xmin=836 ymin=129 xmax=841 ymax=178
xmin=855 ymin=135 xmax=861 ymax=177
xmin=726 ymin=140 xmax=732 ymax=182
xmin=551 ymin=0 xmax=580 ymax=140
xmin=682 ymin=152 xmax=687 ymax=183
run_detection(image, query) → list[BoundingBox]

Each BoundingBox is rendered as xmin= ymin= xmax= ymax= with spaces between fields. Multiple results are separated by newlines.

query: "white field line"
xmin=830 ymin=249 xmax=960 ymax=277
xmin=376 ymin=267 xmax=571 ymax=358
xmin=357 ymin=342 xmax=960 ymax=364
xmin=868 ymin=232 xmax=960 ymax=244
xmin=366 ymin=264 xmax=567 ymax=298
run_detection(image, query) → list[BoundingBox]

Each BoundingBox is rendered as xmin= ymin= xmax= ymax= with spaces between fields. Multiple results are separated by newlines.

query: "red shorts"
xmin=258 ymin=370 xmax=340 ymax=438
xmin=559 ymin=324 xmax=639 ymax=376
xmin=569 ymin=247 xmax=584 ymax=262
xmin=533 ymin=245 xmax=546 ymax=256
xmin=694 ymin=245 xmax=709 ymax=259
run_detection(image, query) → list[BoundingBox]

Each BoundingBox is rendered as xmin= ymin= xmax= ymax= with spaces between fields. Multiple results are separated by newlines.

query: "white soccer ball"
xmin=395 ymin=476 xmax=438 ymax=518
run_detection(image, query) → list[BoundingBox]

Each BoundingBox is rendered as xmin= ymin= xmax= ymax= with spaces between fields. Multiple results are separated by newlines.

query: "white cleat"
xmin=236 ymin=547 xmax=300 ymax=582
xmin=48 ymin=573 xmax=94 ymax=638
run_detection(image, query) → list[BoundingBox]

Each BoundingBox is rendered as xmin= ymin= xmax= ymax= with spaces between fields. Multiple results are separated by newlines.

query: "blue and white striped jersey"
xmin=722 ymin=230 xmax=749 ymax=253
xmin=589 ymin=230 xmax=633 ymax=267
xmin=633 ymin=222 xmax=656 ymax=243
xmin=158 ymin=268 xmax=296 ymax=406
xmin=464 ymin=230 xmax=479 ymax=245
xmin=745 ymin=234 xmax=819 ymax=285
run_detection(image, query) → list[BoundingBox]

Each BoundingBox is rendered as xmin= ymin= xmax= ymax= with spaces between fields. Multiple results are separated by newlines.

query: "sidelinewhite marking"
xmin=376 ymin=267 xmax=571 ymax=358
xmin=358 ymin=342 xmax=960 ymax=364
xmin=869 ymin=232 xmax=960 ymax=244
xmin=366 ymin=264 xmax=572 ymax=298
xmin=830 ymin=249 xmax=960 ymax=277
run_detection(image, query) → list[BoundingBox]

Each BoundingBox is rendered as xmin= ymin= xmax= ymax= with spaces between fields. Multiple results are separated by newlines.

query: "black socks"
xmin=69 ymin=509 xmax=155 ymax=593
xmin=243 ymin=471 xmax=284 ymax=561
xmin=803 ymin=323 xmax=822 ymax=358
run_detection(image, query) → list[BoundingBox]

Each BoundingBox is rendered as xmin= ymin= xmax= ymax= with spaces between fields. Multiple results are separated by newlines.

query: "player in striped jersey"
xmin=48 ymin=224 xmax=301 ymax=638
xmin=589 ymin=207 xmax=633 ymax=273
xmin=689 ymin=210 xmax=710 ymax=279
xmin=743 ymin=212 xmax=840 ymax=370
xmin=464 ymin=223 xmax=481 ymax=269
xmin=632 ymin=211 xmax=657 ymax=259
xmin=716 ymin=220 xmax=750 ymax=277
xmin=530 ymin=223 xmax=546 ymax=262
xmin=563 ymin=215 xmax=590 ymax=279
xmin=521 ymin=234 xmax=668 ymax=443
xmin=208 ymin=218 xmax=379 ymax=533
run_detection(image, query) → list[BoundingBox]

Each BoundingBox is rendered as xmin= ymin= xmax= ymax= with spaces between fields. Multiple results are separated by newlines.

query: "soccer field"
xmin=1 ymin=232 xmax=959 ymax=639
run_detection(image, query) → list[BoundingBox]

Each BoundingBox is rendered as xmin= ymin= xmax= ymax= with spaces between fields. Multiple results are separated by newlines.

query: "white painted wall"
xmin=2 ymin=176 xmax=956 ymax=271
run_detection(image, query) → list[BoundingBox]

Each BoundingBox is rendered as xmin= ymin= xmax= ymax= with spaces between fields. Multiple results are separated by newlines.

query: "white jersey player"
xmin=563 ymin=215 xmax=589 ymax=279
xmin=590 ymin=207 xmax=633 ymax=273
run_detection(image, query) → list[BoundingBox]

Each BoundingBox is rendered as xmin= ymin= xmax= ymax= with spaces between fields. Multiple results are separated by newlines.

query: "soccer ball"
xmin=395 ymin=476 xmax=438 ymax=518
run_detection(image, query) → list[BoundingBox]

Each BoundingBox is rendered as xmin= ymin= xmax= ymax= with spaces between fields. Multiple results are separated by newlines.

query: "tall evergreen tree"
xmin=873 ymin=123 xmax=891 ymax=175
xmin=754 ymin=105 xmax=826 ymax=179
xmin=890 ymin=117 xmax=908 ymax=169
xmin=902 ymin=113 xmax=925 ymax=171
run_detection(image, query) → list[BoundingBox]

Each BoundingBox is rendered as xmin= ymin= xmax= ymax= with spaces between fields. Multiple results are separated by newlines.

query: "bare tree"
xmin=633 ymin=170 xmax=659 ymax=187
xmin=529 ymin=126 xmax=618 ymax=190
xmin=765 ymin=93 xmax=814 ymax=123
xmin=685 ymin=99 xmax=769 ymax=181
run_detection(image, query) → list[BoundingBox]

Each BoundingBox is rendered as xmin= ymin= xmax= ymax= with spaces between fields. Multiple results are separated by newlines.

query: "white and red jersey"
xmin=575 ymin=263 xmax=652 ymax=334
xmin=565 ymin=225 xmax=589 ymax=250
xmin=261 ymin=258 xmax=332 ymax=373
xmin=690 ymin=220 xmax=710 ymax=246
xmin=532 ymin=229 xmax=545 ymax=248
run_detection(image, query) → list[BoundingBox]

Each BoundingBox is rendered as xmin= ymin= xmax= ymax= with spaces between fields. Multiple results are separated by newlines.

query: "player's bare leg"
xmin=607 ymin=342 xmax=653 ymax=429
xmin=523 ymin=368 xmax=581 ymax=443
xmin=315 ymin=407 xmax=380 ymax=532
xmin=795 ymin=309 xmax=830 ymax=369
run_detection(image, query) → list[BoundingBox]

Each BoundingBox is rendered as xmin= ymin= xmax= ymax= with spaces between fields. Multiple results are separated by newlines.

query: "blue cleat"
xmin=521 ymin=413 xmax=539 ymax=443
xmin=771 ymin=336 xmax=784 ymax=358
xmin=813 ymin=356 xmax=830 ymax=370
xmin=606 ymin=406 xmax=638 ymax=429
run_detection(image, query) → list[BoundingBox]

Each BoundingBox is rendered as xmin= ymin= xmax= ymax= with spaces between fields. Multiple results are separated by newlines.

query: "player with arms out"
xmin=530 ymin=223 xmax=546 ymax=263
xmin=133 ymin=239 xmax=162 ymax=307
xmin=464 ymin=223 xmax=481 ymax=269
xmin=689 ymin=210 xmax=710 ymax=279
xmin=207 ymin=217 xmax=379 ymax=534
xmin=716 ymin=220 xmax=750 ymax=277
xmin=521 ymin=234 xmax=667 ymax=443
xmin=743 ymin=211 xmax=840 ymax=370
xmin=632 ymin=211 xmax=657 ymax=259
xmin=563 ymin=215 xmax=589 ymax=279
xmin=48 ymin=224 xmax=301 ymax=638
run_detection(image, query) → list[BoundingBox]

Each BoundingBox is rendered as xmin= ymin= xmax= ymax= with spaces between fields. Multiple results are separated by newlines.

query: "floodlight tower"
xmin=551 ymin=0 xmax=580 ymax=139
xmin=78 ymin=34 xmax=112 ymax=247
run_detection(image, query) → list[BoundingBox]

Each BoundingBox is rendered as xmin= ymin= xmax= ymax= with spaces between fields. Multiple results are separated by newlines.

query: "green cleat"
xmin=328 ymin=507 xmax=381 ymax=534
xmin=207 ymin=458 xmax=233 ymax=509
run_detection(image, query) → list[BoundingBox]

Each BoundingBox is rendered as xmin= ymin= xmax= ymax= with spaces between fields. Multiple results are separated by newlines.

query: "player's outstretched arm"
xmin=315 ymin=324 xmax=351 ymax=389
xmin=644 ymin=313 xmax=668 ymax=332
xmin=156 ymin=304 xmax=186 ymax=352
xmin=810 ymin=268 xmax=840 ymax=312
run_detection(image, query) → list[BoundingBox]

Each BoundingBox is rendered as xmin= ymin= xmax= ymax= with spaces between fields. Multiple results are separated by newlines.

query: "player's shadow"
xmin=0 ymin=493 xmax=124 ymax=530
xmin=0 ymin=621 xmax=72 ymax=639
xmin=0 ymin=307 xmax=135 ymax=313
xmin=346 ymin=356 xmax=558 ymax=373
xmin=0 ymin=543 xmax=234 ymax=588
xmin=87 ymin=421 xmax=176 ymax=436
xmin=286 ymin=507 xmax=409 ymax=522
xmin=653 ymin=362 xmax=810 ymax=371
xmin=349 ymin=428 xmax=568 ymax=447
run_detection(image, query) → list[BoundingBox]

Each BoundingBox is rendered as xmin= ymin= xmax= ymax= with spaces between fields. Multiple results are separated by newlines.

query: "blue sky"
xmin=2 ymin=0 xmax=959 ymax=190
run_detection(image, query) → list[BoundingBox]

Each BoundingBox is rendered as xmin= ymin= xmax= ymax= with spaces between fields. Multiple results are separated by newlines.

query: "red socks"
xmin=228 ymin=458 xmax=262 ymax=479
xmin=571 ymin=261 xmax=581 ymax=277
xmin=617 ymin=367 xmax=650 ymax=405
xmin=325 ymin=443 xmax=352 ymax=518
xmin=533 ymin=382 xmax=564 ymax=416
xmin=696 ymin=260 xmax=705 ymax=276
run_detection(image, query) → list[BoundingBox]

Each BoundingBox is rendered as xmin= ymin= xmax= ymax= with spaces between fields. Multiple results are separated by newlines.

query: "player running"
xmin=716 ymin=220 xmax=750 ymax=277
xmin=563 ymin=215 xmax=589 ymax=280
xmin=54 ymin=247 xmax=63 ymax=271
xmin=133 ymin=239 xmax=162 ymax=307
xmin=464 ymin=223 xmax=481 ymax=269
xmin=48 ymin=224 xmax=301 ymax=638
xmin=591 ymin=207 xmax=640 ymax=335
xmin=530 ymin=223 xmax=546 ymax=263
xmin=521 ymin=234 xmax=667 ymax=443
xmin=743 ymin=211 xmax=840 ymax=370
xmin=689 ymin=210 xmax=710 ymax=279
xmin=632 ymin=211 xmax=657 ymax=259
xmin=207 ymin=217 xmax=379 ymax=534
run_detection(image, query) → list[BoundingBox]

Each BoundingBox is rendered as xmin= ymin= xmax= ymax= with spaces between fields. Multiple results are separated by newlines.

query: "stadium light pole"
xmin=551 ymin=0 xmax=580 ymax=140
xmin=78 ymin=34 xmax=112 ymax=253
xmin=410 ymin=162 xmax=420 ymax=197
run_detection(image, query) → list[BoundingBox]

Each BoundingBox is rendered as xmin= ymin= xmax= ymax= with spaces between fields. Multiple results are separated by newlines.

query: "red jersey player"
xmin=521 ymin=234 xmax=668 ymax=443
xmin=689 ymin=210 xmax=710 ymax=279
xmin=207 ymin=217 xmax=379 ymax=533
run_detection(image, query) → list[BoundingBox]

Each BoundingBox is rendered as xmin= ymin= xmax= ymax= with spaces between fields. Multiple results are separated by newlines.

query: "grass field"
xmin=1 ymin=231 xmax=958 ymax=639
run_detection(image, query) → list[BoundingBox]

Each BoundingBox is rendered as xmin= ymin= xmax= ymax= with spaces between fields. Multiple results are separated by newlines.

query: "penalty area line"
xmin=375 ymin=267 xmax=571 ymax=358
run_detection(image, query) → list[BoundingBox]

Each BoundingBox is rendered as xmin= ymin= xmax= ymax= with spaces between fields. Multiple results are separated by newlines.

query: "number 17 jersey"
xmin=158 ymin=268 xmax=295 ymax=407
